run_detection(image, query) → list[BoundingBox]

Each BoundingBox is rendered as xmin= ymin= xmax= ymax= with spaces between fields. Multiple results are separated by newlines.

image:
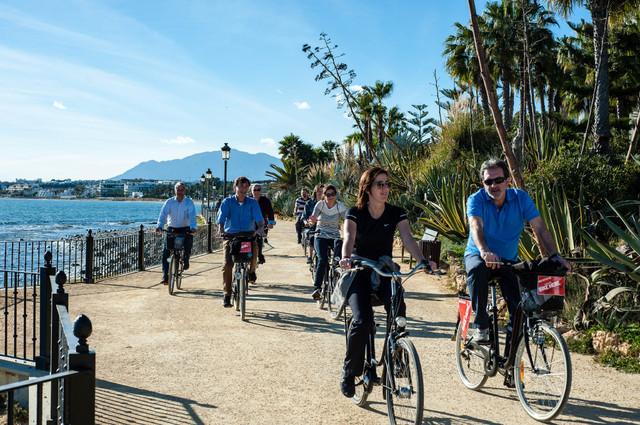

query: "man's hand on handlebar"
xmin=418 ymin=259 xmax=438 ymax=273
xmin=339 ymin=257 xmax=352 ymax=270
xmin=481 ymin=250 xmax=500 ymax=269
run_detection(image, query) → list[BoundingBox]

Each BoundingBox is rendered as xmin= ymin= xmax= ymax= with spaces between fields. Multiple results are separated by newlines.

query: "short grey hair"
xmin=174 ymin=181 xmax=185 ymax=190
xmin=479 ymin=158 xmax=510 ymax=180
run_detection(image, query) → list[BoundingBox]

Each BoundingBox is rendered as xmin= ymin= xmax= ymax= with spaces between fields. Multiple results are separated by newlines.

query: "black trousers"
xmin=295 ymin=216 xmax=304 ymax=242
xmin=343 ymin=270 xmax=406 ymax=378
xmin=162 ymin=227 xmax=193 ymax=277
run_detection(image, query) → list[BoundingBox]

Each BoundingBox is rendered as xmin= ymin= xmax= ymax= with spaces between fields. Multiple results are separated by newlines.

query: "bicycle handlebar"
xmin=351 ymin=255 xmax=429 ymax=278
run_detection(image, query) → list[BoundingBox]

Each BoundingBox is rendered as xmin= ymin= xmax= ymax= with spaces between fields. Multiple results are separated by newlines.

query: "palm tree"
xmin=266 ymin=157 xmax=304 ymax=190
xmin=366 ymin=80 xmax=394 ymax=149
xmin=547 ymin=0 xmax=640 ymax=153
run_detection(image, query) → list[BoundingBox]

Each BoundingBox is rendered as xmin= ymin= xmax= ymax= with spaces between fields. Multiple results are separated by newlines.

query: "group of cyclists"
xmin=155 ymin=157 xmax=572 ymax=420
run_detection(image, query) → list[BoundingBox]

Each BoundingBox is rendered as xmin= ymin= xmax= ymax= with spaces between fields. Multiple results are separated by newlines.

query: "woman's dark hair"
xmin=356 ymin=167 xmax=389 ymax=209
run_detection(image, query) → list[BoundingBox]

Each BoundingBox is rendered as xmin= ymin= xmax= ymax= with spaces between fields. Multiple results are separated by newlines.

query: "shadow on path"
xmin=96 ymin=379 xmax=216 ymax=425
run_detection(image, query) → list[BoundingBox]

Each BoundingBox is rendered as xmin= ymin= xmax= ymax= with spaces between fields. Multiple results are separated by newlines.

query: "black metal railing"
xmin=0 ymin=252 xmax=96 ymax=424
xmin=0 ymin=269 xmax=38 ymax=361
xmin=1 ymin=222 xmax=222 ymax=285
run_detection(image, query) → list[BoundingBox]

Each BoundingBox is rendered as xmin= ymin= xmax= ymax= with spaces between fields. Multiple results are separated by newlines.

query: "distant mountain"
xmin=111 ymin=150 xmax=281 ymax=181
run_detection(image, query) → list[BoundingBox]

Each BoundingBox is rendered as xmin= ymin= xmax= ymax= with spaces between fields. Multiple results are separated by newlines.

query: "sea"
xmin=0 ymin=198 xmax=165 ymax=241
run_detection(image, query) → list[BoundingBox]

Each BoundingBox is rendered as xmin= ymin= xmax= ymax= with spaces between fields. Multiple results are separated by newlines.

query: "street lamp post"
xmin=221 ymin=143 xmax=231 ymax=198
xmin=205 ymin=168 xmax=213 ymax=208
xmin=200 ymin=174 xmax=206 ymax=210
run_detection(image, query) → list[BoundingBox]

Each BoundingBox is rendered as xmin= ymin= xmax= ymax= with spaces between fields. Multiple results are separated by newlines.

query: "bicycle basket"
xmin=230 ymin=238 xmax=253 ymax=262
xmin=173 ymin=235 xmax=185 ymax=250
xmin=516 ymin=258 xmax=567 ymax=314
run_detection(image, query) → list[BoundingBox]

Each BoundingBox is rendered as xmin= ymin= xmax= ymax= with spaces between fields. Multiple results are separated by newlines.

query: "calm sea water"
xmin=0 ymin=198 xmax=165 ymax=241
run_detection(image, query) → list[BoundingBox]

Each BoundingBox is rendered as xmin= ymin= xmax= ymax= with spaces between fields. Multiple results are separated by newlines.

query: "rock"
xmin=617 ymin=342 xmax=633 ymax=357
xmin=562 ymin=330 xmax=581 ymax=343
xmin=592 ymin=330 xmax=621 ymax=353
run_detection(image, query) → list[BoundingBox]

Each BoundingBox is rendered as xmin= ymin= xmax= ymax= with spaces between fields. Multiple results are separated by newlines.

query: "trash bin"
xmin=419 ymin=240 xmax=441 ymax=267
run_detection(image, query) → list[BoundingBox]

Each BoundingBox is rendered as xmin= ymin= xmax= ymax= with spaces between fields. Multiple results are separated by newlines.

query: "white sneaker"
xmin=473 ymin=328 xmax=490 ymax=343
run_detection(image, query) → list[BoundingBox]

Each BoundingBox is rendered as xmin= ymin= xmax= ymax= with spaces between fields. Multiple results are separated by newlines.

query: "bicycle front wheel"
xmin=176 ymin=257 xmax=183 ymax=290
xmin=455 ymin=325 xmax=488 ymax=390
xmin=385 ymin=337 xmax=424 ymax=425
xmin=168 ymin=256 xmax=177 ymax=295
xmin=514 ymin=321 xmax=572 ymax=422
xmin=240 ymin=270 xmax=247 ymax=321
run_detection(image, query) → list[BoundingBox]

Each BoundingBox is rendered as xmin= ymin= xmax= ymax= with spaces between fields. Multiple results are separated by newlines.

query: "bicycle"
xmin=319 ymin=240 xmax=342 ymax=314
xmin=345 ymin=256 xmax=428 ymax=425
xmin=225 ymin=232 xmax=256 ymax=321
xmin=163 ymin=229 xmax=187 ymax=295
xmin=454 ymin=258 xmax=571 ymax=422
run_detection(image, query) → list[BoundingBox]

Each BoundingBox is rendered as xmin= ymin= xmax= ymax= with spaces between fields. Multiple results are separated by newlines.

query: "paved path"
xmin=66 ymin=221 xmax=640 ymax=425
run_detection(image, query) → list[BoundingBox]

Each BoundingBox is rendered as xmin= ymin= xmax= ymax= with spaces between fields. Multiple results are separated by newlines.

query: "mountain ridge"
xmin=111 ymin=150 xmax=281 ymax=181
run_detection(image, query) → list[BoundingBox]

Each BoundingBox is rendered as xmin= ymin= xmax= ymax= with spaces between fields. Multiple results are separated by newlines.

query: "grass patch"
xmin=566 ymin=324 xmax=640 ymax=374
xmin=596 ymin=351 xmax=640 ymax=374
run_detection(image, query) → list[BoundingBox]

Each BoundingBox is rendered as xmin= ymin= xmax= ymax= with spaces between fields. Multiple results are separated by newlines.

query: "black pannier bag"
xmin=230 ymin=237 xmax=254 ymax=263
xmin=514 ymin=257 xmax=568 ymax=314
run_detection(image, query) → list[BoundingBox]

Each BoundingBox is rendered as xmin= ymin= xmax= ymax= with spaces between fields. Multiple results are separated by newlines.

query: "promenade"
xmin=66 ymin=221 xmax=640 ymax=425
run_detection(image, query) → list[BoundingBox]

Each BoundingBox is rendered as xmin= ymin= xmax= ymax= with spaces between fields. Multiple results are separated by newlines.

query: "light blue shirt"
xmin=157 ymin=196 xmax=197 ymax=230
xmin=217 ymin=195 xmax=263 ymax=234
xmin=464 ymin=188 xmax=539 ymax=261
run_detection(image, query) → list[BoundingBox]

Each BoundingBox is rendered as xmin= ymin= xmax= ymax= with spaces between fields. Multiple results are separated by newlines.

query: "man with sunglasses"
xmin=250 ymin=183 xmax=275 ymax=267
xmin=464 ymin=158 xmax=570 ymax=349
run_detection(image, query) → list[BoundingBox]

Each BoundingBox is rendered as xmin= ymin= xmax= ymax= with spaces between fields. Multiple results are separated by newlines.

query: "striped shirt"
xmin=295 ymin=197 xmax=308 ymax=217
xmin=312 ymin=200 xmax=347 ymax=240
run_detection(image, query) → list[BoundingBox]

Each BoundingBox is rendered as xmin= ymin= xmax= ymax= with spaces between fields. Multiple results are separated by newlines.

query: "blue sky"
xmin=0 ymin=0 xmax=588 ymax=181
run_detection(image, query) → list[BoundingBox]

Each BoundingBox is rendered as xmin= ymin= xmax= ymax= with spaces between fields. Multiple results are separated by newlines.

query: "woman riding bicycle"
xmin=303 ymin=184 xmax=324 ymax=264
xmin=338 ymin=167 xmax=433 ymax=398
xmin=308 ymin=184 xmax=346 ymax=300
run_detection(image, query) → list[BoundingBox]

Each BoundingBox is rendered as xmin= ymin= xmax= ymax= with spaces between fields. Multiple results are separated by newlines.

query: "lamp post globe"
xmin=205 ymin=168 xmax=213 ymax=208
xmin=200 ymin=174 xmax=206 ymax=209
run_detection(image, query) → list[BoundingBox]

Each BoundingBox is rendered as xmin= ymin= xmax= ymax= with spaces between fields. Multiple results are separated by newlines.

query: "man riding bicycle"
xmin=465 ymin=158 xmax=571 ymax=345
xmin=156 ymin=182 xmax=197 ymax=284
xmin=250 ymin=183 xmax=275 ymax=264
xmin=217 ymin=176 xmax=264 ymax=307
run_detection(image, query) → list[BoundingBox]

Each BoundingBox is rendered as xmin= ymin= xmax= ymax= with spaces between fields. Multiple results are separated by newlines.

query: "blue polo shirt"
xmin=464 ymin=188 xmax=539 ymax=261
xmin=217 ymin=195 xmax=264 ymax=234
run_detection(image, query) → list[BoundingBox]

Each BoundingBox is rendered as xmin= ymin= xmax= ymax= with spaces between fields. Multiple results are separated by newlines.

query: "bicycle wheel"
xmin=233 ymin=267 xmax=240 ymax=312
xmin=385 ymin=337 xmax=424 ymax=425
xmin=168 ymin=255 xmax=177 ymax=295
xmin=176 ymin=256 xmax=183 ymax=290
xmin=240 ymin=269 xmax=247 ymax=321
xmin=514 ymin=321 xmax=572 ymax=422
xmin=326 ymin=266 xmax=336 ymax=314
xmin=454 ymin=325 xmax=488 ymax=390
xmin=352 ymin=366 xmax=374 ymax=407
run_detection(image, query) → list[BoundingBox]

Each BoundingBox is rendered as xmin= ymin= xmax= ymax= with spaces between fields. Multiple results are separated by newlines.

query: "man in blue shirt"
xmin=465 ymin=158 xmax=570 ymax=347
xmin=217 ymin=176 xmax=264 ymax=308
xmin=156 ymin=182 xmax=197 ymax=284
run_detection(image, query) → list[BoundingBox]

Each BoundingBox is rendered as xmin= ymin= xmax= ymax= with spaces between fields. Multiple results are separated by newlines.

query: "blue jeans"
xmin=313 ymin=237 xmax=343 ymax=289
xmin=464 ymin=254 xmax=520 ymax=331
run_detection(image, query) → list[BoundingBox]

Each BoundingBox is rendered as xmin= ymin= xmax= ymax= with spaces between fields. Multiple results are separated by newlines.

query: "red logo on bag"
xmin=458 ymin=298 xmax=473 ymax=339
xmin=240 ymin=242 xmax=252 ymax=253
xmin=537 ymin=276 xmax=565 ymax=296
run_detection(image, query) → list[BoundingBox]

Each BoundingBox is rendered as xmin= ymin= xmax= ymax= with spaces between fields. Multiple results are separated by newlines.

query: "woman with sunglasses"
xmin=337 ymin=167 xmax=434 ymax=397
xmin=308 ymin=184 xmax=346 ymax=300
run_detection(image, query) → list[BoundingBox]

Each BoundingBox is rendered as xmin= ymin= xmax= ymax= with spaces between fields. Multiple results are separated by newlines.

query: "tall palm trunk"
xmin=591 ymin=0 xmax=611 ymax=154
xmin=502 ymin=74 xmax=513 ymax=131
xmin=468 ymin=0 xmax=524 ymax=187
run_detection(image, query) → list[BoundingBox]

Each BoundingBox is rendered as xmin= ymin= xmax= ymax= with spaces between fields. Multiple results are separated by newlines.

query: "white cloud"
xmin=350 ymin=85 xmax=364 ymax=93
xmin=294 ymin=101 xmax=310 ymax=110
xmin=163 ymin=136 xmax=195 ymax=145
xmin=52 ymin=100 xmax=66 ymax=110
xmin=260 ymin=137 xmax=276 ymax=146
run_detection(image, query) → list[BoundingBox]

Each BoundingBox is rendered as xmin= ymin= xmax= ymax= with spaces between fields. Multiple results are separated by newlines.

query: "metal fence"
xmin=0 ymin=221 xmax=222 ymax=285
xmin=0 ymin=269 xmax=38 ymax=361
xmin=0 ymin=253 xmax=96 ymax=424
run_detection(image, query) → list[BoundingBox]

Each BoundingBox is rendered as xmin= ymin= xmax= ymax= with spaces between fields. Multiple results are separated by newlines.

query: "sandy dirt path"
xmin=66 ymin=221 xmax=640 ymax=425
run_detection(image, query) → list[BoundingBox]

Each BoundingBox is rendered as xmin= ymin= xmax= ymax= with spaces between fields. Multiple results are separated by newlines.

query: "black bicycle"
xmin=226 ymin=233 xmax=255 ymax=321
xmin=345 ymin=256 xmax=427 ymax=425
xmin=319 ymin=241 xmax=342 ymax=314
xmin=454 ymin=259 xmax=571 ymax=422
xmin=163 ymin=230 xmax=186 ymax=295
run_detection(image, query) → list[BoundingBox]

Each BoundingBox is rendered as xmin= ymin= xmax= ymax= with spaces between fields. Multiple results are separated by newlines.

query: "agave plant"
xmin=301 ymin=162 xmax=333 ymax=190
xmin=413 ymin=164 xmax=477 ymax=244
xmin=581 ymin=200 xmax=640 ymax=283
xmin=265 ymin=157 xmax=306 ymax=191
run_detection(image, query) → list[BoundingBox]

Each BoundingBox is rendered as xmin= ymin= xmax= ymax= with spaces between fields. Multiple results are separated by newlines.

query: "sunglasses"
xmin=374 ymin=181 xmax=391 ymax=189
xmin=325 ymin=192 xmax=336 ymax=197
xmin=253 ymin=188 xmax=261 ymax=191
xmin=483 ymin=177 xmax=507 ymax=186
